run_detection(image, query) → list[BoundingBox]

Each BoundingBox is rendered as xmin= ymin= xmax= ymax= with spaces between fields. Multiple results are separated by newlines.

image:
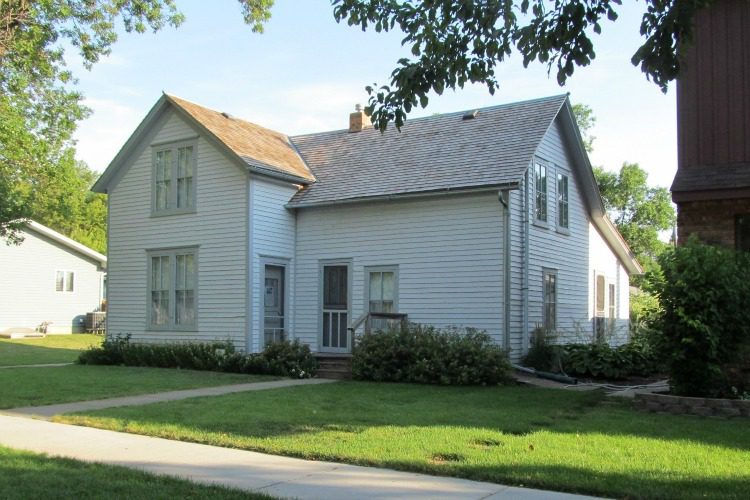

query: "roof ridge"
xmin=289 ymin=93 xmax=569 ymax=139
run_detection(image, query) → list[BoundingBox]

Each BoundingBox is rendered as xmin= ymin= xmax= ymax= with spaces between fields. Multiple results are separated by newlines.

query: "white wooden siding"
xmin=293 ymin=192 xmax=505 ymax=350
xmin=508 ymin=116 xmax=631 ymax=358
xmin=106 ymin=109 xmax=249 ymax=347
xmin=0 ymin=228 xmax=104 ymax=334
xmin=588 ymin=222 xmax=631 ymax=344
xmin=249 ymin=177 xmax=299 ymax=352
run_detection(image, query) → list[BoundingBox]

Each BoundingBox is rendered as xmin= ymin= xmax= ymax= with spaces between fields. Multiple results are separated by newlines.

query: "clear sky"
xmin=70 ymin=0 xmax=677 ymax=188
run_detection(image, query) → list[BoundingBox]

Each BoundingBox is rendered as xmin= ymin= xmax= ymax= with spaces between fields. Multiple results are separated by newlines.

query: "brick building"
xmin=671 ymin=0 xmax=750 ymax=251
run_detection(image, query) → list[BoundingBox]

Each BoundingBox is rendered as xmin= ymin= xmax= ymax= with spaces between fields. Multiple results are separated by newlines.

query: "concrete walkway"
xmin=4 ymin=378 xmax=336 ymax=418
xmin=0 ymin=362 xmax=73 ymax=369
xmin=0 ymin=414 xmax=601 ymax=499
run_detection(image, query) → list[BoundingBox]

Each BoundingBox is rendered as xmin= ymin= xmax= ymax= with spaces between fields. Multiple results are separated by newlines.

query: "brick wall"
xmin=677 ymin=198 xmax=750 ymax=247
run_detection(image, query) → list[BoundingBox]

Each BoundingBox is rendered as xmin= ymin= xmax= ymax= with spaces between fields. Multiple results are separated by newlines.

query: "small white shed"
xmin=0 ymin=221 xmax=107 ymax=336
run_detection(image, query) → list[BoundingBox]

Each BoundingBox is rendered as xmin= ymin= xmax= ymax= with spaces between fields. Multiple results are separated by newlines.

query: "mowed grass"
xmin=0 ymin=445 xmax=272 ymax=500
xmin=0 ymin=365 xmax=277 ymax=409
xmin=0 ymin=334 xmax=102 ymax=366
xmin=60 ymin=382 xmax=750 ymax=499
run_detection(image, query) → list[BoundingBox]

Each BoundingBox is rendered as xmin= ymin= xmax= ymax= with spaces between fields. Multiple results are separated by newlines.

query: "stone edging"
xmin=634 ymin=392 xmax=750 ymax=418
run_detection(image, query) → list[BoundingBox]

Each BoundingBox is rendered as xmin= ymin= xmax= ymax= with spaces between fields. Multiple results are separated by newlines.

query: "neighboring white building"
xmin=0 ymin=221 xmax=107 ymax=336
xmin=93 ymin=93 xmax=641 ymax=360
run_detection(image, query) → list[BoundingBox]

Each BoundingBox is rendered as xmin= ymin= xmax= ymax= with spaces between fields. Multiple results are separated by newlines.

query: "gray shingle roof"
xmin=288 ymin=94 xmax=568 ymax=207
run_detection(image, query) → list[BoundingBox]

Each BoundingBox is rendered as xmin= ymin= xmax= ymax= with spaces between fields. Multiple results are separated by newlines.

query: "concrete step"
xmin=317 ymin=368 xmax=352 ymax=380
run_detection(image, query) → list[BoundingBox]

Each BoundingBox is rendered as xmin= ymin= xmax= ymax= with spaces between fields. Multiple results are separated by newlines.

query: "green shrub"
xmin=522 ymin=327 xmax=563 ymax=372
xmin=352 ymin=323 xmax=513 ymax=385
xmin=652 ymin=239 xmax=750 ymax=398
xmin=78 ymin=336 xmax=317 ymax=379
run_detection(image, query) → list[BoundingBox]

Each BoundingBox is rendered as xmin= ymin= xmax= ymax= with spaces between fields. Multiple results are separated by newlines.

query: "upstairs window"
xmin=557 ymin=173 xmax=569 ymax=229
xmin=534 ymin=162 xmax=547 ymax=222
xmin=55 ymin=271 xmax=74 ymax=292
xmin=153 ymin=142 xmax=196 ymax=214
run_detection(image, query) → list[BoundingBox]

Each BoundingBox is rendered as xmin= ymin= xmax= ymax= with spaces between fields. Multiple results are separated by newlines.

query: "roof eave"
xmin=286 ymin=182 xmax=520 ymax=209
xmin=25 ymin=220 xmax=107 ymax=267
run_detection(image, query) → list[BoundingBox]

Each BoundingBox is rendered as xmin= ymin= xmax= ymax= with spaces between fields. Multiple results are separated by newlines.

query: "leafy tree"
xmin=0 ymin=0 xmax=272 ymax=242
xmin=594 ymin=163 xmax=675 ymax=273
xmin=571 ymin=103 xmax=596 ymax=154
xmin=332 ymin=0 xmax=714 ymax=129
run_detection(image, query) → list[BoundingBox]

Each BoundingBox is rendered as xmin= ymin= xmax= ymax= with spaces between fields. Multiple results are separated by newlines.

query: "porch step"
xmin=315 ymin=354 xmax=353 ymax=380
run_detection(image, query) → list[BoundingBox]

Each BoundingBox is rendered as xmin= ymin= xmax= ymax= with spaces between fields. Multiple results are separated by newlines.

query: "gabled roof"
xmin=166 ymin=95 xmax=315 ymax=182
xmin=23 ymin=221 xmax=107 ymax=268
xmin=288 ymin=94 xmax=568 ymax=207
xmin=93 ymin=93 xmax=314 ymax=193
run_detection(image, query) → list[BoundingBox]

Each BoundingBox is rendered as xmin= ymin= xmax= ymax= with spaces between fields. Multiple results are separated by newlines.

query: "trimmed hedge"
xmin=352 ymin=323 xmax=513 ymax=385
xmin=78 ymin=335 xmax=317 ymax=379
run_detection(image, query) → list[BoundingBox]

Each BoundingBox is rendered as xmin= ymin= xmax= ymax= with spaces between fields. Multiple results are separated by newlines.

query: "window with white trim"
xmin=543 ymin=269 xmax=557 ymax=332
xmin=534 ymin=162 xmax=547 ymax=222
xmin=557 ymin=173 xmax=569 ymax=229
xmin=55 ymin=271 xmax=74 ymax=292
xmin=148 ymin=249 xmax=197 ymax=329
xmin=365 ymin=266 xmax=399 ymax=331
xmin=153 ymin=142 xmax=196 ymax=214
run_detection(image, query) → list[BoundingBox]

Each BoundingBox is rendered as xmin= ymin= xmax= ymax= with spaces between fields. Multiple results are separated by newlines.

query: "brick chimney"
xmin=349 ymin=104 xmax=371 ymax=132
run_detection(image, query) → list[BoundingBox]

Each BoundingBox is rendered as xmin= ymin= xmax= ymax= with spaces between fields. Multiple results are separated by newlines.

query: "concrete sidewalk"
xmin=4 ymin=378 xmax=336 ymax=418
xmin=0 ymin=414 xmax=601 ymax=499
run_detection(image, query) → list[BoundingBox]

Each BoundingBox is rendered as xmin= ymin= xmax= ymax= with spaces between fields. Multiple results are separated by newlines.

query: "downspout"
xmin=498 ymin=190 xmax=511 ymax=352
xmin=522 ymin=169 xmax=530 ymax=355
xmin=246 ymin=175 xmax=254 ymax=353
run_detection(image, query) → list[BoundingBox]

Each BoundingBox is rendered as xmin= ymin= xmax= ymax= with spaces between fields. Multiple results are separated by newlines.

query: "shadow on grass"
xmin=0 ymin=342 xmax=82 ymax=366
xmin=63 ymin=381 xmax=750 ymax=451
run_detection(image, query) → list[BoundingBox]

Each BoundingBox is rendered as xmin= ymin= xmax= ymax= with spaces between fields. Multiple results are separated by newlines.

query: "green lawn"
xmin=0 ymin=445 xmax=272 ymax=499
xmin=0 ymin=334 xmax=102 ymax=366
xmin=59 ymin=382 xmax=750 ymax=499
xmin=0 ymin=365 xmax=277 ymax=409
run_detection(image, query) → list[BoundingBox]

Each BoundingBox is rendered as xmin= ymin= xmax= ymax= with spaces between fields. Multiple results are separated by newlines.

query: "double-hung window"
xmin=534 ymin=162 xmax=548 ymax=222
xmin=557 ymin=173 xmax=569 ymax=229
xmin=543 ymin=269 xmax=557 ymax=332
xmin=366 ymin=266 xmax=399 ymax=331
xmin=153 ymin=141 xmax=196 ymax=214
xmin=149 ymin=248 xmax=197 ymax=329
xmin=55 ymin=271 xmax=75 ymax=292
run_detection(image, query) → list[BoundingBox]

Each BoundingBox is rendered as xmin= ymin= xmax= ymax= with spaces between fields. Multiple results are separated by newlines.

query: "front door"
xmin=321 ymin=264 xmax=349 ymax=352
xmin=264 ymin=265 xmax=285 ymax=345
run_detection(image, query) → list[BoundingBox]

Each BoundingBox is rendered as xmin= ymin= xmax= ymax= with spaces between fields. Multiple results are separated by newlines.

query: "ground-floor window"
xmin=148 ymin=248 xmax=197 ymax=329
xmin=263 ymin=263 xmax=286 ymax=345
xmin=737 ymin=214 xmax=750 ymax=252
xmin=543 ymin=269 xmax=557 ymax=332
xmin=55 ymin=270 xmax=75 ymax=292
xmin=366 ymin=266 xmax=399 ymax=331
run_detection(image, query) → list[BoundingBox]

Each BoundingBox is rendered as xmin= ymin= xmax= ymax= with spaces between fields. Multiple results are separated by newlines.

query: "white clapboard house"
xmin=0 ymin=221 xmax=107 ymax=336
xmin=93 ymin=93 xmax=640 ymax=360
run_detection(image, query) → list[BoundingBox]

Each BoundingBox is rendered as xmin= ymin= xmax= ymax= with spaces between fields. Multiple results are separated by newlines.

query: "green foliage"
xmin=594 ymin=163 xmax=675 ymax=275
xmin=332 ymin=0 xmax=714 ymax=130
xmin=562 ymin=342 xmax=660 ymax=380
xmin=0 ymin=0 xmax=272 ymax=243
xmin=352 ymin=323 xmax=513 ymax=385
xmin=522 ymin=326 xmax=663 ymax=379
xmin=78 ymin=335 xmax=317 ymax=379
xmin=571 ymin=103 xmax=596 ymax=153
xmin=651 ymin=239 xmax=750 ymax=398
xmin=522 ymin=327 xmax=562 ymax=372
